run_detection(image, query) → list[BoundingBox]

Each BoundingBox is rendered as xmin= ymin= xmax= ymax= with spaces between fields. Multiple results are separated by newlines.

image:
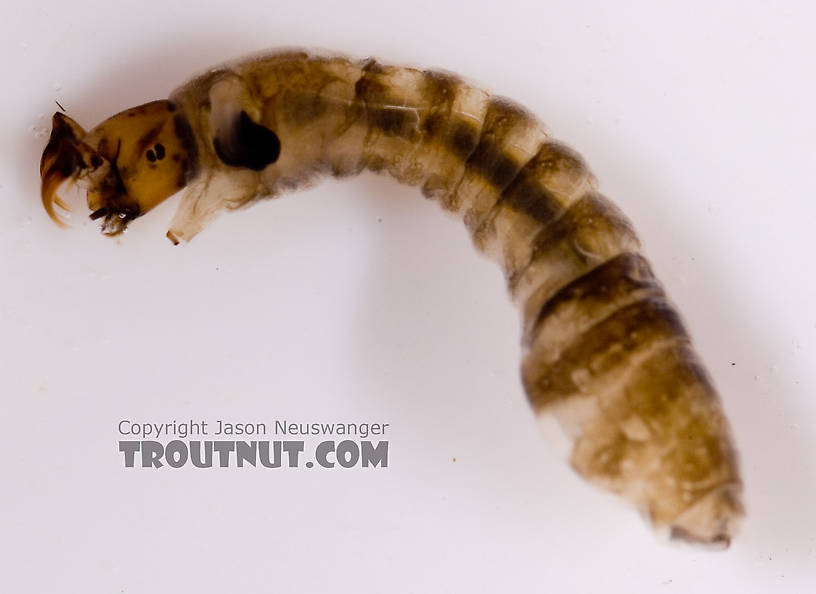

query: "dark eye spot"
xmin=154 ymin=143 xmax=165 ymax=160
xmin=146 ymin=149 xmax=156 ymax=162
xmin=90 ymin=155 xmax=103 ymax=168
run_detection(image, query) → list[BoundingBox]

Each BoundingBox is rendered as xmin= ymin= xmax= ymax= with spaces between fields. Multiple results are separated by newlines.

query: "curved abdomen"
xmin=227 ymin=52 xmax=743 ymax=543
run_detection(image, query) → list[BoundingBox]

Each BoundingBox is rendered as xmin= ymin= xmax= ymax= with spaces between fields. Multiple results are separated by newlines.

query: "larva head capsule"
xmin=39 ymin=101 xmax=198 ymax=235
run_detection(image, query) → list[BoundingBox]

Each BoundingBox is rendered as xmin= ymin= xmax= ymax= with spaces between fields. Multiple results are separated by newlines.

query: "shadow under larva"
xmin=38 ymin=48 xmax=743 ymax=548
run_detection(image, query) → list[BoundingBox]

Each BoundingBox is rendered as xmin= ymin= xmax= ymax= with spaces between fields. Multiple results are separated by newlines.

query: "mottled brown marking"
xmin=376 ymin=107 xmax=412 ymax=136
xmin=537 ymin=141 xmax=586 ymax=175
xmin=448 ymin=121 xmax=480 ymax=159
xmin=524 ymin=297 xmax=688 ymax=407
xmin=464 ymin=98 xmax=536 ymax=190
xmin=282 ymin=90 xmax=328 ymax=125
xmin=422 ymin=70 xmax=459 ymax=103
xmin=622 ymin=343 xmax=711 ymax=433
xmin=530 ymin=252 xmax=659 ymax=336
xmin=422 ymin=113 xmax=445 ymax=137
xmin=419 ymin=70 xmax=459 ymax=140
xmin=355 ymin=62 xmax=391 ymax=117
xmin=354 ymin=63 xmax=420 ymax=141
xmin=526 ymin=193 xmax=637 ymax=271
xmin=498 ymin=170 xmax=561 ymax=225
xmin=468 ymin=146 xmax=519 ymax=189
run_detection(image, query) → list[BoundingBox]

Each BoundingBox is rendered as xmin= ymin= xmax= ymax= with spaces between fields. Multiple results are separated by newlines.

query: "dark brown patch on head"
xmin=176 ymin=159 xmax=190 ymax=188
xmin=96 ymin=137 xmax=112 ymax=159
xmin=134 ymin=122 xmax=165 ymax=156
xmin=172 ymin=111 xmax=199 ymax=183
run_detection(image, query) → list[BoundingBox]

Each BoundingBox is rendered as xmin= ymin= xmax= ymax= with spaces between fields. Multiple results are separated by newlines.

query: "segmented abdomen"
xmin=189 ymin=51 xmax=742 ymax=543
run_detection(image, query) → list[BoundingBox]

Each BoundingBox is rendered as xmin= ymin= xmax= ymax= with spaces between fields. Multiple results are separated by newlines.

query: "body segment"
xmin=39 ymin=49 xmax=743 ymax=546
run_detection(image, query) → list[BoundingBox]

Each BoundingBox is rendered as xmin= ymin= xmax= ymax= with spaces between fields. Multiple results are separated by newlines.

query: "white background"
xmin=2 ymin=1 xmax=815 ymax=592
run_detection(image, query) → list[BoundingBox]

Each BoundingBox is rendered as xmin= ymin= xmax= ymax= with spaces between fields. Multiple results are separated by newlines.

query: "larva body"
xmin=39 ymin=49 xmax=743 ymax=547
